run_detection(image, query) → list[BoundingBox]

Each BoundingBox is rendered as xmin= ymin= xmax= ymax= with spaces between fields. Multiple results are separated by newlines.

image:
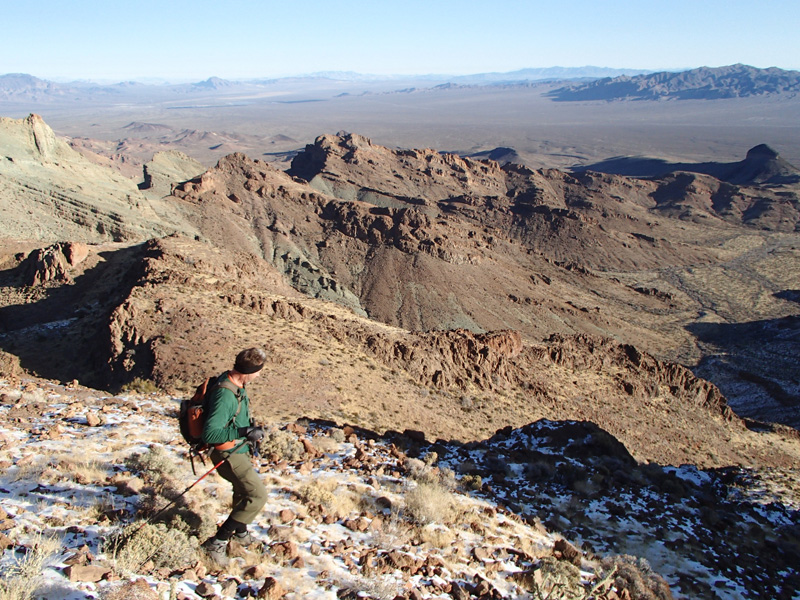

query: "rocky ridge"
xmin=1 ymin=235 xmax=797 ymax=472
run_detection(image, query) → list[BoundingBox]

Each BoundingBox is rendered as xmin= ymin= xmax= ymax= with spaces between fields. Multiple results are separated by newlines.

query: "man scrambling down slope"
xmin=201 ymin=347 xmax=268 ymax=564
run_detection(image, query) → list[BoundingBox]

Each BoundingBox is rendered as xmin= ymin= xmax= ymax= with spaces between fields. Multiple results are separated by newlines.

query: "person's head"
xmin=232 ymin=347 xmax=266 ymax=383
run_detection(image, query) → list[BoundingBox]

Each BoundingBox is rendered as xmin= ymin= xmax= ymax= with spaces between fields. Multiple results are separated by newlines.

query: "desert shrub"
xmin=298 ymin=478 xmax=337 ymax=508
xmin=461 ymin=474 xmax=483 ymax=491
xmin=0 ymin=534 xmax=61 ymax=600
xmin=528 ymin=556 xmax=585 ymax=599
xmin=121 ymin=377 xmax=160 ymax=394
xmin=419 ymin=523 xmax=454 ymax=548
xmin=105 ymin=522 xmax=197 ymax=573
xmin=422 ymin=451 xmax=438 ymax=466
xmin=335 ymin=575 xmax=398 ymax=600
xmin=313 ymin=435 xmax=341 ymax=454
xmin=125 ymin=445 xmax=180 ymax=483
xmin=258 ymin=429 xmax=304 ymax=462
xmin=404 ymin=481 xmax=456 ymax=525
xmin=122 ymin=445 xmax=214 ymax=533
xmin=328 ymin=427 xmax=346 ymax=443
xmin=599 ymin=555 xmax=673 ymax=600
xmin=525 ymin=459 xmax=556 ymax=480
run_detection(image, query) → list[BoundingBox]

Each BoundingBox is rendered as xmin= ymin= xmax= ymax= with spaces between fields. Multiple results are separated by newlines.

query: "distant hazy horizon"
xmin=2 ymin=0 xmax=798 ymax=82
xmin=4 ymin=65 xmax=664 ymax=86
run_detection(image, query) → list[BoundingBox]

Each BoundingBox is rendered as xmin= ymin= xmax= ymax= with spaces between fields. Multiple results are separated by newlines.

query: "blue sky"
xmin=3 ymin=0 xmax=798 ymax=82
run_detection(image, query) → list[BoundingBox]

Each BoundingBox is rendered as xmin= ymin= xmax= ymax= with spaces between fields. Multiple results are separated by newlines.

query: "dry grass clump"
xmin=258 ymin=429 xmax=304 ymax=462
xmin=599 ymin=555 xmax=673 ymax=600
xmin=419 ymin=523 xmax=455 ymax=548
xmin=404 ymin=480 xmax=457 ymax=526
xmin=298 ymin=478 xmax=337 ymax=508
xmin=104 ymin=522 xmax=197 ymax=574
xmin=55 ymin=456 xmax=108 ymax=485
xmin=0 ymin=533 xmax=62 ymax=600
xmin=297 ymin=478 xmax=359 ymax=517
xmin=100 ymin=578 xmax=162 ymax=600
xmin=120 ymin=378 xmax=160 ymax=394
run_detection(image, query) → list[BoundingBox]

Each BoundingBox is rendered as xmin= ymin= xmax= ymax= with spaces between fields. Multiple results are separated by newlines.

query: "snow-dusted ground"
xmin=435 ymin=421 xmax=800 ymax=599
xmin=0 ymin=378 xmax=607 ymax=600
xmin=1 ymin=378 xmax=798 ymax=599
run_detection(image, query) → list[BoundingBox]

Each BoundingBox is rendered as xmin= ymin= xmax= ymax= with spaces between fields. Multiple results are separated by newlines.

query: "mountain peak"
xmin=746 ymin=143 xmax=780 ymax=160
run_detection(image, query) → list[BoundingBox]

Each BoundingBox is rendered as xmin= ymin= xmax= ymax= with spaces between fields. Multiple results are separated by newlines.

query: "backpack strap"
xmin=206 ymin=377 xmax=246 ymax=452
xmin=216 ymin=378 xmax=244 ymax=423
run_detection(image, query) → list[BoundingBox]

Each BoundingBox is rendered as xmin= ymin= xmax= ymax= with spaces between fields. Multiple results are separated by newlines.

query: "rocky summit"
xmin=0 ymin=114 xmax=799 ymax=599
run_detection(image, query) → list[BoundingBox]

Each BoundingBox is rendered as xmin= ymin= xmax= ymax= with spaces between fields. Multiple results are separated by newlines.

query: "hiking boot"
xmin=232 ymin=530 xmax=256 ymax=546
xmin=201 ymin=537 xmax=229 ymax=565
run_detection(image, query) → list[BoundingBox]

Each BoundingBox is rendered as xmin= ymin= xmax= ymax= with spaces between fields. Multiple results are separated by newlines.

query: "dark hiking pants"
xmin=210 ymin=449 xmax=267 ymax=525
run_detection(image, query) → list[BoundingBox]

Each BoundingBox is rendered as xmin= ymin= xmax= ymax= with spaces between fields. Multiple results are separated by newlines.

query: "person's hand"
xmin=239 ymin=426 xmax=264 ymax=443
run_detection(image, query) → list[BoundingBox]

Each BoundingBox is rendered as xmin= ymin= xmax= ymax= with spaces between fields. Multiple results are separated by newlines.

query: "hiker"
xmin=200 ymin=347 xmax=268 ymax=563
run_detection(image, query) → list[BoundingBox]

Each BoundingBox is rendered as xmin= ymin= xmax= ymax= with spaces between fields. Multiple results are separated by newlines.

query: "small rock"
xmin=472 ymin=547 xmax=492 ymax=563
xmin=64 ymin=564 xmax=111 ymax=582
xmin=220 ymin=579 xmax=239 ymax=597
xmin=244 ymin=564 xmax=267 ymax=579
xmin=257 ymin=577 xmax=286 ymax=599
xmin=554 ymin=538 xmax=582 ymax=566
xmin=279 ymin=509 xmax=296 ymax=524
xmin=271 ymin=540 xmax=299 ymax=561
xmin=301 ymin=438 xmax=321 ymax=458
xmin=195 ymin=581 xmax=217 ymax=597
xmin=85 ymin=412 xmax=103 ymax=427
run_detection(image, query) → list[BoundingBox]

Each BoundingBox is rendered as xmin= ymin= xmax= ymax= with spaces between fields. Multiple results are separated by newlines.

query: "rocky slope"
xmin=0 ymin=114 xmax=198 ymax=242
xmin=1 ymin=235 xmax=798 ymax=473
xmin=0 ymin=376 xmax=798 ymax=600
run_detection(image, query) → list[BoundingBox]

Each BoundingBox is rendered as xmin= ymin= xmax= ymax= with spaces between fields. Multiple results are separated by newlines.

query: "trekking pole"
xmin=123 ymin=439 xmax=248 ymax=542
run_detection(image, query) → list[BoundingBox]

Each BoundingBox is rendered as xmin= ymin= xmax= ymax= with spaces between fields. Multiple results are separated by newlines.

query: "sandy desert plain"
xmin=3 ymin=78 xmax=800 ymax=172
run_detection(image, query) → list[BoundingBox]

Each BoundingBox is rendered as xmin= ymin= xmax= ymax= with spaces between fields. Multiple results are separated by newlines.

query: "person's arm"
xmin=202 ymin=388 xmax=240 ymax=445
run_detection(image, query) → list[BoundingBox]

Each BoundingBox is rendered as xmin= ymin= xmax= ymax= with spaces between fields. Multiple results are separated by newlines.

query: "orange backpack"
xmin=178 ymin=377 xmax=242 ymax=470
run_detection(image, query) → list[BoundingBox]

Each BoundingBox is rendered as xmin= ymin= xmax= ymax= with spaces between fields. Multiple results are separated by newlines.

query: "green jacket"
xmin=201 ymin=372 xmax=252 ymax=454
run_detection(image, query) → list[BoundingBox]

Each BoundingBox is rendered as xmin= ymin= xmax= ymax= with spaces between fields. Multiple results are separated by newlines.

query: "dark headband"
xmin=234 ymin=359 xmax=264 ymax=374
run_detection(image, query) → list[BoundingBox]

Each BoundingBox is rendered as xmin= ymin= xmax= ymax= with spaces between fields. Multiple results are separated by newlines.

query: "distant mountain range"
xmin=2 ymin=65 xmax=798 ymax=102
xmin=548 ymin=63 xmax=800 ymax=101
